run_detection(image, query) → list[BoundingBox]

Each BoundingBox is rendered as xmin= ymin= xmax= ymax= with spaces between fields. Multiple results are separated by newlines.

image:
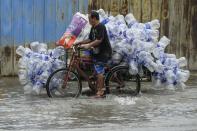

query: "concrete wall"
xmin=89 ymin=0 xmax=197 ymax=70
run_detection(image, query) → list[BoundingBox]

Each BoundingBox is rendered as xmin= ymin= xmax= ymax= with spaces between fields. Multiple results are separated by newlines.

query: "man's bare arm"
xmin=80 ymin=39 xmax=102 ymax=49
xmin=89 ymin=39 xmax=102 ymax=47
xmin=78 ymin=39 xmax=91 ymax=45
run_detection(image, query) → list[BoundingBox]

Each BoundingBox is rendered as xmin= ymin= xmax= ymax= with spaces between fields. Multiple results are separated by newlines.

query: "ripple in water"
xmin=113 ymin=96 xmax=138 ymax=105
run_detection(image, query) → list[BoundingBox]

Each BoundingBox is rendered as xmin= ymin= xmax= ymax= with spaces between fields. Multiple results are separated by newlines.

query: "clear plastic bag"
xmin=178 ymin=57 xmax=187 ymax=67
xmin=129 ymin=60 xmax=138 ymax=75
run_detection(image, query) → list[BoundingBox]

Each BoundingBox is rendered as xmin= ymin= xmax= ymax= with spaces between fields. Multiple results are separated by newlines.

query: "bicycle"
xmin=45 ymin=44 xmax=141 ymax=98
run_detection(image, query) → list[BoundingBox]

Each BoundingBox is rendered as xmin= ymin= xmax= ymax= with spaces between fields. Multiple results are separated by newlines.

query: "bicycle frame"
xmin=62 ymin=45 xmax=125 ymax=93
xmin=46 ymin=45 xmax=141 ymax=97
xmin=63 ymin=46 xmax=93 ymax=88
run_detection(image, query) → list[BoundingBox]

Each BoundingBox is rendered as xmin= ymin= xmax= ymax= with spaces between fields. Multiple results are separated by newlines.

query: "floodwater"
xmin=0 ymin=76 xmax=197 ymax=131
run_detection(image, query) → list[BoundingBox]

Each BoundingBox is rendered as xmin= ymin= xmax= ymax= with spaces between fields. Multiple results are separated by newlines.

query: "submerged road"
xmin=0 ymin=73 xmax=196 ymax=131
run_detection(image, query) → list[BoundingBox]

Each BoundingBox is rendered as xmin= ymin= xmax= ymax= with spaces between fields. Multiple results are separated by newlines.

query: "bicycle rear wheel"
xmin=105 ymin=66 xmax=141 ymax=96
xmin=46 ymin=68 xmax=82 ymax=98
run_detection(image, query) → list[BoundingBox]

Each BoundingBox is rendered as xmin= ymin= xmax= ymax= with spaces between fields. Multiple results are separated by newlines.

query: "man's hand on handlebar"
xmin=73 ymin=40 xmax=94 ymax=50
xmin=80 ymin=44 xmax=92 ymax=49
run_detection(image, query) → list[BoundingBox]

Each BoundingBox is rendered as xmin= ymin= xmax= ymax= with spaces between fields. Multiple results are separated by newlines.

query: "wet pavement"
xmin=0 ymin=73 xmax=197 ymax=131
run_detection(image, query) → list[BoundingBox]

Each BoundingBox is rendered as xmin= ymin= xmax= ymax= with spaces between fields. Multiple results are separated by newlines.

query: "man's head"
xmin=89 ymin=11 xmax=100 ymax=26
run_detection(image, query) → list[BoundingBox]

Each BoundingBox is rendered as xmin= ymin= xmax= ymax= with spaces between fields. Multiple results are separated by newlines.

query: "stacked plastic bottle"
xmin=17 ymin=9 xmax=190 ymax=94
xmin=77 ymin=9 xmax=190 ymax=90
xmin=17 ymin=42 xmax=65 ymax=94
xmin=103 ymin=9 xmax=189 ymax=90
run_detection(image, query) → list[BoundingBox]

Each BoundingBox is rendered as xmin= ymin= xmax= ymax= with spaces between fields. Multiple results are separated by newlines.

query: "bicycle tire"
xmin=46 ymin=68 xmax=82 ymax=98
xmin=105 ymin=65 xmax=141 ymax=96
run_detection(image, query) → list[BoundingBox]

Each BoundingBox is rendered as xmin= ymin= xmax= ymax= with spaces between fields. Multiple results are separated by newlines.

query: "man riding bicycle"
xmin=75 ymin=11 xmax=112 ymax=98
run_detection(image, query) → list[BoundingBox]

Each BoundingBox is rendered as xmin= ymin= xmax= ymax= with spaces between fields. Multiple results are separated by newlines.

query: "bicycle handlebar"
xmin=71 ymin=44 xmax=80 ymax=53
xmin=71 ymin=44 xmax=93 ymax=53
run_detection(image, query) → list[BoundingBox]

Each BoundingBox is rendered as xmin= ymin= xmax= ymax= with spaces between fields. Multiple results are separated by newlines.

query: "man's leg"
xmin=96 ymin=73 xmax=104 ymax=96
xmin=94 ymin=64 xmax=105 ymax=97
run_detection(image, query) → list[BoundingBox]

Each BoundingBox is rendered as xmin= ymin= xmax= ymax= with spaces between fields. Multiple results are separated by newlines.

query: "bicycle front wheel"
xmin=46 ymin=68 xmax=82 ymax=98
xmin=105 ymin=66 xmax=141 ymax=96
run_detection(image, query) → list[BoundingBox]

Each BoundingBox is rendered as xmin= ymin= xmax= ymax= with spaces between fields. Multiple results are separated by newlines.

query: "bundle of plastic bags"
xmin=16 ymin=42 xmax=65 ymax=94
xmin=76 ymin=9 xmax=189 ymax=90
xmin=17 ymin=9 xmax=190 ymax=94
xmin=95 ymin=9 xmax=189 ymax=90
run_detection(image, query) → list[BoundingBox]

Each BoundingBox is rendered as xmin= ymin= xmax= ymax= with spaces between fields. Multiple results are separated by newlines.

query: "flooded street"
xmin=0 ymin=76 xmax=197 ymax=131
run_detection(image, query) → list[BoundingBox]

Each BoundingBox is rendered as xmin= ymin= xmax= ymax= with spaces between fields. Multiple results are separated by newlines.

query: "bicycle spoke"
xmin=105 ymin=66 xmax=141 ymax=96
xmin=46 ymin=68 xmax=81 ymax=98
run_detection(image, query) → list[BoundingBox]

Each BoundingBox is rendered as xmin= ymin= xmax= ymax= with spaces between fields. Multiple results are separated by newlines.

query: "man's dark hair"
xmin=90 ymin=10 xmax=99 ymax=20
